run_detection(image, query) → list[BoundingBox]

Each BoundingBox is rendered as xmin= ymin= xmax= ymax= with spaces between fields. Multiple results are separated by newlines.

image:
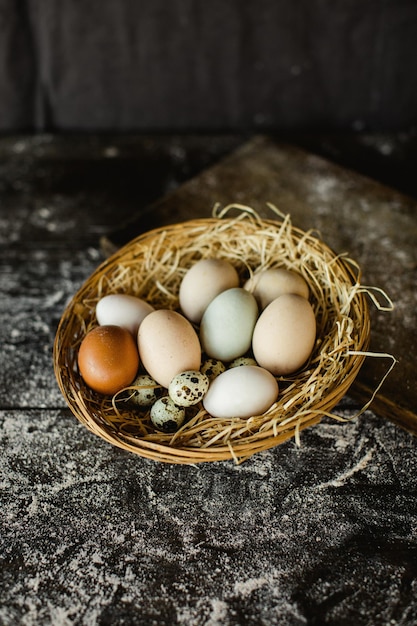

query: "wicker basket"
xmin=54 ymin=206 xmax=371 ymax=464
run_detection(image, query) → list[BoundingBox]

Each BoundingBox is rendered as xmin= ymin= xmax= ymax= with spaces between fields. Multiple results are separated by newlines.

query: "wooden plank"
xmin=103 ymin=135 xmax=417 ymax=435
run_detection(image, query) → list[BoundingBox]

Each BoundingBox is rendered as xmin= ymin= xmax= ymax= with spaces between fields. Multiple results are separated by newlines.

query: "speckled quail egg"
xmin=150 ymin=397 xmax=186 ymax=433
xmin=200 ymin=357 xmax=226 ymax=381
xmin=229 ymin=356 xmax=258 ymax=368
xmin=129 ymin=374 xmax=162 ymax=407
xmin=168 ymin=370 xmax=209 ymax=407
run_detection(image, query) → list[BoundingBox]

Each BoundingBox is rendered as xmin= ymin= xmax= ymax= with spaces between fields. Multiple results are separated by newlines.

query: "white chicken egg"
xmin=203 ymin=365 xmax=279 ymax=419
xmin=96 ymin=294 xmax=154 ymax=336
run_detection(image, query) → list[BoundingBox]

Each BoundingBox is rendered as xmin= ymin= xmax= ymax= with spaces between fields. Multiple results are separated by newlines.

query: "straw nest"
xmin=54 ymin=204 xmax=380 ymax=464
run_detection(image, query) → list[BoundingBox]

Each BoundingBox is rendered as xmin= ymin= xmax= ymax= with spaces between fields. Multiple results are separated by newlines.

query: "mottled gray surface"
xmin=2 ymin=408 xmax=417 ymax=625
xmin=1 ymin=134 xmax=417 ymax=625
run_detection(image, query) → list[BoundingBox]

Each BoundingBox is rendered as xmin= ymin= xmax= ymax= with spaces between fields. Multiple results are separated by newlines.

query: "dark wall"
xmin=1 ymin=0 xmax=416 ymax=133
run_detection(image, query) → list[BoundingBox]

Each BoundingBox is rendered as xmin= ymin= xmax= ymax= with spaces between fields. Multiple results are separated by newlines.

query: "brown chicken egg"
xmin=78 ymin=325 xmax=140 ymax=395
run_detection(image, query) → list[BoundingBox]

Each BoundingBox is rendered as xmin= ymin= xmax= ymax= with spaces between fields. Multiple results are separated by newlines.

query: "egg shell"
xmin=244 ymin=268 xmax=309 ymax=309
xmin=229 ymin=356 xmax=258 ymax=368
xmin=252 ymin=294 xmax=316 ymax=375
xmin=129 ymin=373 xmax=162 ymax=407
xmin=203 ymin=365 xmax=279 ymax=419
xmin=200 ymin=288 xmax=258 ymax=362
xmin=168 ymin=370 xmax=209 ymax=407
xmin=179 ymin=258 xmax=239 ymax=323
xmin=78 ymin=325 xmax=140 ymax=395
xmin=137 ymin=309 xmax=201 ymax=388
xmin=200 ymin=357 xmax=226 ymax=381
xmin=96 ymin=294 xmax=154 ymax=336
xmin=150 ymin=396 xmax=186 ymax=432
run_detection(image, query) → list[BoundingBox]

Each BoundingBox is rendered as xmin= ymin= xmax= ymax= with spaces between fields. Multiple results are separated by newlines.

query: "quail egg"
xmin=150 ymin=397 xmax=186 ymax=433
xmin=168 ymin=370 xmax=209 ymax=407
xmin=129 ymin=374 xmax=162 ymax=407
xmin=229 ymin=356 xmax=258 ymax=368
xmin=200 ymin=357 xmax=226 ymax=381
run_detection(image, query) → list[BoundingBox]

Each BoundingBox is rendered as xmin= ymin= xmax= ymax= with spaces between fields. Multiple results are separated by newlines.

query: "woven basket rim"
xmin=54 ymin=211 xmax=371 ymax=464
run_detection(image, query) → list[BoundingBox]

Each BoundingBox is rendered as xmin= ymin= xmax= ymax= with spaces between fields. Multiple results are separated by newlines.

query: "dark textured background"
xmin=1 ymin=132 xmax=417 ymax=626
xmin=1 ymin=0 xmax=416 ymax=133
xmin=1 ymin=2 xmax=417 ymax=624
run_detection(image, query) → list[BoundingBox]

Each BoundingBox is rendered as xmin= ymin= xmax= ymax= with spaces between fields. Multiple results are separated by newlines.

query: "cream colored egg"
xmin=96 ymin=294 xmax=154 ymax=336
xmin=203 ymin=365 xmax=279 ymax=419
xmin=244 ymin=268 xmax=309 ymax=309
xmin=200 ymin=288 xmax=258 ymax=362
xmin=252 ymin=294 xmax=316 ymax=375
xmin=137 ymin=309 xmax=201 ymax=388
xmin=179 ymin=258 xmax=239 ymax=323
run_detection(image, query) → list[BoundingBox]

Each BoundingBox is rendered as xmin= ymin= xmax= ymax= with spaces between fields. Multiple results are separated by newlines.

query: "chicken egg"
xmin=96 ymin=294 xmax=154 ymax=336
xmin=244 ymin=268 xmax=309 ymax=309
xmin=252 ymin=294 xmax=316 ymax=375
xmin=203 ymin=365 xmax=279 ymax=419
xmin=137 ymin=309 xmax=201 ymax=388
xmin=200 ymin=288 xmax=258 ymax=361
xmin=78 ymin=325 xmax=139 ymax=395
xmin=179 ymin=258 xmax=239 ymax=323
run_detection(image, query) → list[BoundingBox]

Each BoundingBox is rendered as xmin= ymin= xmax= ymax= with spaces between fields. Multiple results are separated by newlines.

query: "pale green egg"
xmin=200 ymin=288 xmax=258 ymax=362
